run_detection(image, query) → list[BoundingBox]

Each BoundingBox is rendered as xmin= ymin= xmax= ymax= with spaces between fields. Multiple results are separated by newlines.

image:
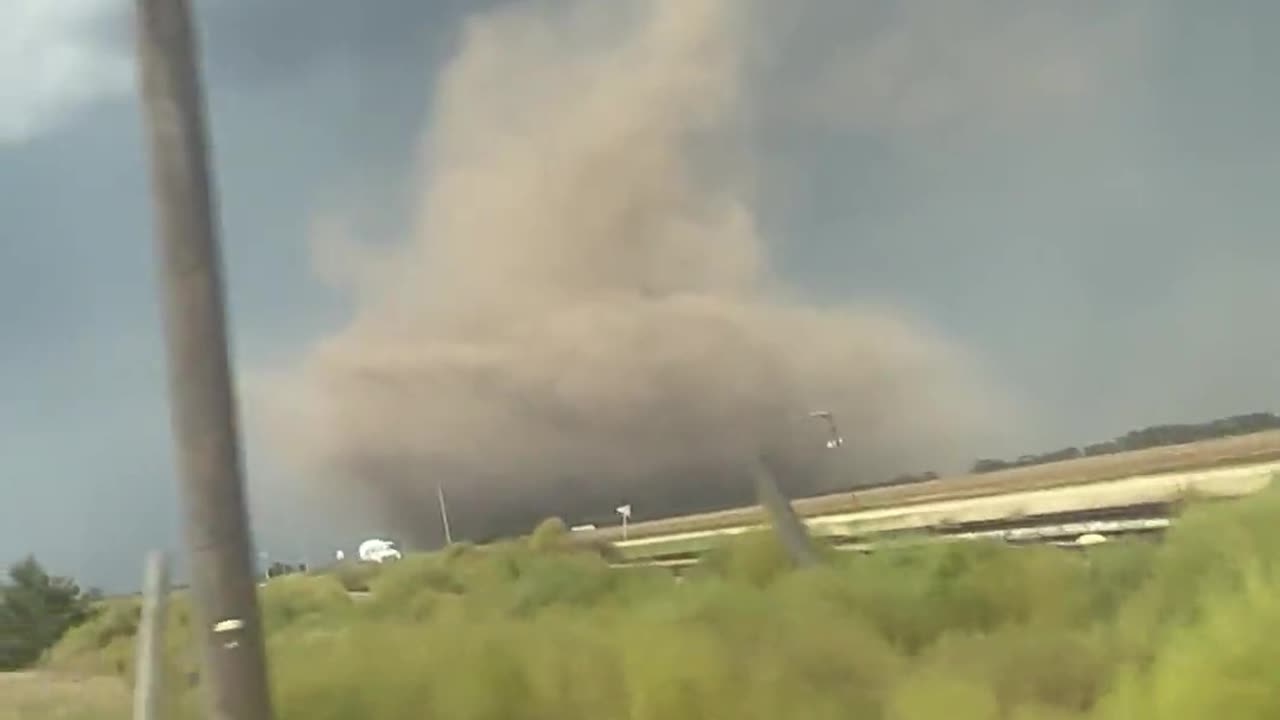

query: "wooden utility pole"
xmin=133 ymin=1 xmax=274 ymax=719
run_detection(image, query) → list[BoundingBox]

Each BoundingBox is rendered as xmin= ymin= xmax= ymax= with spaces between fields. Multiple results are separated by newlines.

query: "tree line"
xmin=0 ymin=556 xmax=98 ymax=670
xmin=265 ymin=561 xmax=307 ymax=579
xmin=968 ymin=411 xmax=1280 ymax=474
xmin=881 ymin=412 xmax=1280 ymax=486
xmin=969 ymin=411 xmax=1280 ymax=476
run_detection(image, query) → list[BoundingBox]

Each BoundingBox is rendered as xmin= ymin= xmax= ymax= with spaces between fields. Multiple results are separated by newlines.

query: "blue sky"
xmin=2 ymin=0 xmax=1278 ymax=590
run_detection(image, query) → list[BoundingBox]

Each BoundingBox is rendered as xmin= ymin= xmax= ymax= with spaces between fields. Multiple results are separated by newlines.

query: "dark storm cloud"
xmin=194 ymin=0 xmax=508 ymax=88
xmin=79 ymin=0 xmax=506 ymax=93
xmin=5 ymin=0 xmax=1280 ymax=587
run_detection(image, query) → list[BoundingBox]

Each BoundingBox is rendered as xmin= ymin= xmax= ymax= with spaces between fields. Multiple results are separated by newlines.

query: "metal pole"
xmin=133 ymin=2 xmax=274 ymax=719
xmin=132 ymin=551 xmax=171 ymax=720
xmin=436 ymin=483 xmax=453 ymax=545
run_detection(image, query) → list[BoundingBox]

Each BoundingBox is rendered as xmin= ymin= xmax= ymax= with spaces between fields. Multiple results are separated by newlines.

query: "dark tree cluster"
xmin=883 ymin=471 xmax=940 ymax=487
xmin=966 ymin=412 xmax=1280 ymax=476
xmin=0 ymin=556 xmax=98 ymax=670
xmin=265 ymin=561 xmax=307 ymax=579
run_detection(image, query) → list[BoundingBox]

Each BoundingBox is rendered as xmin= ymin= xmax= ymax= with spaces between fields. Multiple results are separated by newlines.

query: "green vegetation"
xmin=17 ymin=481 xmax=1280 ymax=719
xmin=0 ymin=557 xmax=98 ymax=671
xmin=0 ymin=672 xmax=130 ymax=720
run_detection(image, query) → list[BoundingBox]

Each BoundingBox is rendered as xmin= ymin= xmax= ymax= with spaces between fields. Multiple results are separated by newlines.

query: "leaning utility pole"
xmin=133 ymin=1 xmax=274 ymax=719
xmin=753 ymin=410 xmax=845 ymax=566
xmin=436 ymin=482 xmax=453 ymax=546
xmin=752 ymin=456 xmax=818 ymax=567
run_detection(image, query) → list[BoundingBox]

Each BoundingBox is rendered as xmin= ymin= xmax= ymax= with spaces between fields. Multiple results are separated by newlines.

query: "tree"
xmin=266 ymin=561 xmax=304 ymax=579
xmin=0 ymin=556 xmax=97 ymax=670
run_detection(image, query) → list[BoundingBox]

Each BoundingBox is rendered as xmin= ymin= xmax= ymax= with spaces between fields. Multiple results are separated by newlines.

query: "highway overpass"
xmin=576 ymin=430 xmax=1280 ymax=548
xmin=596 ymin=455 xmax=1280 ymax=565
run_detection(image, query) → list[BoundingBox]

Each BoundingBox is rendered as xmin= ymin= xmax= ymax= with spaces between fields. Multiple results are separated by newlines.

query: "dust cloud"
xmin=251 ymin=0 xmax=1012 ymax=544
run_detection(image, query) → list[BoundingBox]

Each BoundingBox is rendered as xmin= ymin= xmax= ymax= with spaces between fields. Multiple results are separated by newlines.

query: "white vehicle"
xmin=357 ymin=538 xmax=402 ymax=563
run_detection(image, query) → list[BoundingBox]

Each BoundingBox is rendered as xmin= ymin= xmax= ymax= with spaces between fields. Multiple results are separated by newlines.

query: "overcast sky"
xmin=2 ymin=0 xmax=1277 ymax=590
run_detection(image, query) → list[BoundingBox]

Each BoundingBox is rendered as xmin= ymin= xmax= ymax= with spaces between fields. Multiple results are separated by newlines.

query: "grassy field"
xmin=0 ymin=672 xmax=129 ymax=720
xmin=576 ymin=430 xmax=1280 ymax=544
xmin=13 ymin=477 xmax=1280 ymax=719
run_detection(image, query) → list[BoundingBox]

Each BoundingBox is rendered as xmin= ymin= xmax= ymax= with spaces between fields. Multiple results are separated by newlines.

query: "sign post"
xmin=616 ymin=504 xmax=632 ymax=540
xmin=132 ymin=551 xmax=170 ymax=720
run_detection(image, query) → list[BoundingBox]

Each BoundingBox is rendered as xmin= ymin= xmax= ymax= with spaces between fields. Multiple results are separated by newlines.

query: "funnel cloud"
xmin=253 ymin=0 xmax=1012 ymax=545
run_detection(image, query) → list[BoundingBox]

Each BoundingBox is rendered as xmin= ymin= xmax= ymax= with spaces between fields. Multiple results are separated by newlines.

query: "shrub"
xmin=259 ymin=575 xmax=353 ymax=632
xmin=528 ymin=517 xmax=569 ymax=552
xmin=331 ymin=561 xmax=381 ymax=593
xmin=35 ymin=475 xmax=1280 ymax=720
xmin=695 ymin=529 xmax=793 ymax=587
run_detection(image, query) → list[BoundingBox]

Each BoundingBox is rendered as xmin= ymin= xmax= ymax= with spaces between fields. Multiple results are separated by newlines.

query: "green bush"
xmin=1094 ymin=567 xmax=1280 ymax=719
xmin=0 ymin=556 xmax=98 ymax=669
xmin=694 ymin=529 xmax=793 ymax=587
xmin=37 ymin=475 xmax=1280 ymax=720
xmin=528 ymin=517 xmax=569 ymax=552
xmin=330 ymin=561 xmax=381 ymax=593
xmin=259 ymin=574 xmax=354 ymax=632
xmin=43 ymin=596 xmax=142 ymax=676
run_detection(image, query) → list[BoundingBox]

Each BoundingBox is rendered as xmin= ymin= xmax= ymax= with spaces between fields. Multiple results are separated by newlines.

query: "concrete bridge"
xmin=604 ymin=458 xmax=1279 ymax=565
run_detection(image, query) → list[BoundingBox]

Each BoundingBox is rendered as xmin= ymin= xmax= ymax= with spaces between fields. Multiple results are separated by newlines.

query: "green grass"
xmin=0 ymin=672 xmax=129 ymax=720
xmin=27 ymin=478 xmax=1280 ymax=719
